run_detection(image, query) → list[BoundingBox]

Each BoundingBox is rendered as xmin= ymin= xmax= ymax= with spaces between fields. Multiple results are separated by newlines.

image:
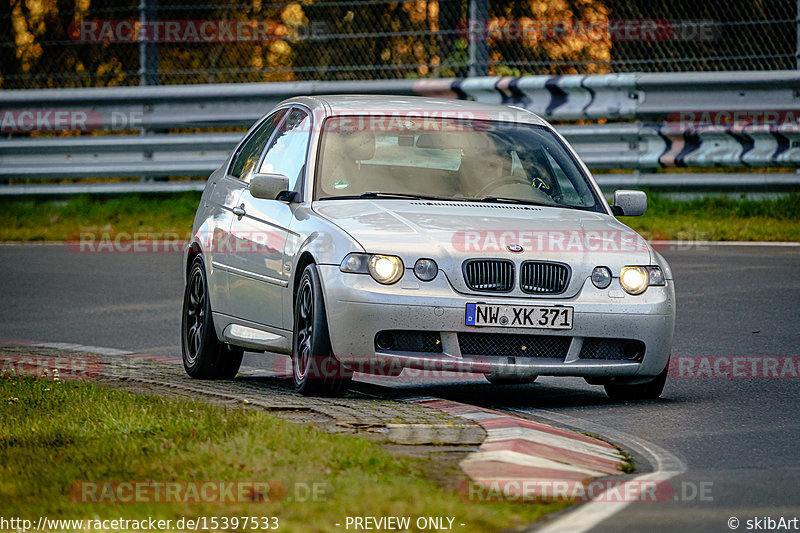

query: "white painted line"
xmin=462 ymin=450 xmax=609 ymax=477
xmin=33 ymin=342 xmax=135 ymax=356
xmin=406 ymin=396 xmax=445 ymax=403
xmin=33 ymin=342 xmax=87 ymax=351
xmin=456 ymin=411 xmax=509 ymax=422
xmin=515 ymin=408 xmax=686 ymax=533
xmin=484 ymin=427 xmax=623 ymax=461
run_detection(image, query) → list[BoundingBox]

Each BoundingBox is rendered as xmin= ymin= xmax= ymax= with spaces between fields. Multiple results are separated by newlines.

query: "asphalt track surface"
xmin=1 ymin=243 xmax=799 ymax=532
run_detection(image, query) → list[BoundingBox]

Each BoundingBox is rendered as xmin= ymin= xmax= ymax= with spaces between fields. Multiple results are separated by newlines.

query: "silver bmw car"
xmin=181 ymin=95 xmax=675 ymax=400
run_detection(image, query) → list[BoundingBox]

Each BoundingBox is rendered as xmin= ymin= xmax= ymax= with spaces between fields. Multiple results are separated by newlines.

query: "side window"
xmin=229 ymin=109 xmax=286 ymax=181
xmin=258 ymin=108 xmax=311 ymax=191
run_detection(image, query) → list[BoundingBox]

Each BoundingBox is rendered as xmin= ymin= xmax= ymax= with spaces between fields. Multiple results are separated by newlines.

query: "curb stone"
xmin=415 ymin=399 xmax=628 ymax=497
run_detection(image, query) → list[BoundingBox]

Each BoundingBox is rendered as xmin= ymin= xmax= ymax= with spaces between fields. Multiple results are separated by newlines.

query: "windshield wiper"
xmin=319 ymin=192 xmax=460 ymax=201
xmin=477 ymin=196 xmax=556 ymax=207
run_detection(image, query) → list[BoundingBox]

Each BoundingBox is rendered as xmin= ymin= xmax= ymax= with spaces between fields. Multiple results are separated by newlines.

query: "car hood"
xmin=312 ymin=199 xmax=652 ymax=298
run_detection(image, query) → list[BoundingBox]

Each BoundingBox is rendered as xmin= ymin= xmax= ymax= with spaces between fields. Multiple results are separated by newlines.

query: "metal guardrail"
xmin=3 ymin=123 xmax=800 ymax=181
xmin=3 ymin=71 xmax=800 ymax=128
xmin=1 ymin=71 xmax=800 ymax=194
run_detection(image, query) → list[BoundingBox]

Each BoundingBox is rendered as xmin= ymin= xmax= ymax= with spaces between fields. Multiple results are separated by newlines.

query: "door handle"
xmin=232 ymin=204 xmax=246 ymax=217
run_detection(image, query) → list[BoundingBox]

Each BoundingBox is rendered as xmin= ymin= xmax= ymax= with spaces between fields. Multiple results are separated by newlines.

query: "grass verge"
xmin=620 ymin=193 xmax=800 ymax=242
xmin=0 ymin=193 xmax=200 ymax=242
xmin=0 ymin=192 xmax=798 ymax=242
xmin=0 ymin=375 xmax=566 ymax=532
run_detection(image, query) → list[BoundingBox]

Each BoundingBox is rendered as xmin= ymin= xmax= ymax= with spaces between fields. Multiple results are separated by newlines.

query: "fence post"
xmin=139 ymin=0 xmax=159 ymax=86
xmin=467 ymin=0 xmax=488 ymax=76
xmin=139 ymin=0 xmax=158 ymax=182
xmin=796 ymin=0 xmax=800 ymax=69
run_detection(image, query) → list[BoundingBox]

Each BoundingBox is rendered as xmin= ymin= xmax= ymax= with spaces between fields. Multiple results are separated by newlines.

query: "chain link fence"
xmin=1 ymin=0 xmax=797 ymax=89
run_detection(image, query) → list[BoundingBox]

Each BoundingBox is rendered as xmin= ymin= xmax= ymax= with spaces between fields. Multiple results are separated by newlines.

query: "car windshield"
xmin=314 ymin=115 xmax=602 ymax=212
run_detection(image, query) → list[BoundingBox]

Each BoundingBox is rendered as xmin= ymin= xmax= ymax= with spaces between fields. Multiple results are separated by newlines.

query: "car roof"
xmin=281 ymin=94 xmax=548 ymax=126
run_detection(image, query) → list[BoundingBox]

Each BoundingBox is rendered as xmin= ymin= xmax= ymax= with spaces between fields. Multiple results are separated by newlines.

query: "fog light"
xmin=620 ymin=266 xmax=649 ymax=295
xmin=375 ymin=332 xmax=394 ymax=351
xmin=414 ymin=258 xmax=438 ymax=281
xmin=622 ymin=341 xmax=645 ymax=360
xmin=591 ymin=266 xmax=612 ymax=289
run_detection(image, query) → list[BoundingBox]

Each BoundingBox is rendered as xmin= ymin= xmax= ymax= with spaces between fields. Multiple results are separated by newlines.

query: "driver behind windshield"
xmin=315 ymin=115 xmax=599 ymax=212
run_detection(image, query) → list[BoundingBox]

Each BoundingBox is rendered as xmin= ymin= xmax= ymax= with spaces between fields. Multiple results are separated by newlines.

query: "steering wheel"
xmin=474 ymin=177 xmax=532 ymax=197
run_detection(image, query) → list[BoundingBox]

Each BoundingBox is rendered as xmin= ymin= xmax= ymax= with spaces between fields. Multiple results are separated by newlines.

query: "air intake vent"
xmin=409 ymin=201 xmax=540 ymax=210
xmin=579 ymin=338 xmax=645 ymax=360
xmin=463 ymin=259 xmax=514 ymax=292
xmin=458 ymin=332 xmax=571 ymax=359
xmin=374 ymin=330 xmax=443 ymax=353
xmin=520 ymin=261 xmax=570 ymax=295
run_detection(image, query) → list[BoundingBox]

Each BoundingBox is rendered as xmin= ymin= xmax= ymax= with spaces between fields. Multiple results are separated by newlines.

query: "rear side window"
xmin=229 ymin=109 xmax=286 ymax=181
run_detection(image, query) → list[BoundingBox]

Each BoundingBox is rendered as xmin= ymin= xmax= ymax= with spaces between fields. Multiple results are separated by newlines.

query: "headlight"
xmin=368 ymin=254 xmax=404 ymax=284
xmin=339 ymin=253 xmax=369 ymax=273
xmin=591 ymin=266 xmax=612 ymax=289
xmin=413 ymin=258 xmax=438 ymax=281
xmin=620 ymin=266 xmax=649 ymax=295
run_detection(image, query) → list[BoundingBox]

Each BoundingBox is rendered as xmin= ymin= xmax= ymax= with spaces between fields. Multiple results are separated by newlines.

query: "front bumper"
xmin=317 ymin=265 xmax=675 ymax=380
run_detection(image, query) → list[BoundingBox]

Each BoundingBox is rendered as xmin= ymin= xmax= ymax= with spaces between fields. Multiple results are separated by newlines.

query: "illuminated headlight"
xmin=413 ymin=258 xmax=438 ymax=281
xmin=368 ymin=254 xmax=404 ymax=284
xmin=620 ymin=266 xmax=649 ymax=295
xmin=591 ymin=266 xmax=612 ymax=289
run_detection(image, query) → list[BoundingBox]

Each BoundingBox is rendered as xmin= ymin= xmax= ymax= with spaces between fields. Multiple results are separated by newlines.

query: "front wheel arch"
xmin=291 ymin=263 xmax=351 ymax=396
xmin=292 ymin=251 xmax=318 ymax=309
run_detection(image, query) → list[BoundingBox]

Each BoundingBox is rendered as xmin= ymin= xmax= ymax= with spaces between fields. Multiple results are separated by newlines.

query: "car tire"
xmin=292 ymin=264 xmax=352 ymax=396
xmin=485 ymin=375 xmax=538 ymax=385
xmin=182 ymin=255 xmax=243 ymax=380
xmin=604 ymin=360 xmax=668 ymax=400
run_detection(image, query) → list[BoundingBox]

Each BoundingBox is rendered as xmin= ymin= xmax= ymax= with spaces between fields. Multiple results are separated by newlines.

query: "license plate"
xmin=465 ymin=303 xmax=573 ymax=329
